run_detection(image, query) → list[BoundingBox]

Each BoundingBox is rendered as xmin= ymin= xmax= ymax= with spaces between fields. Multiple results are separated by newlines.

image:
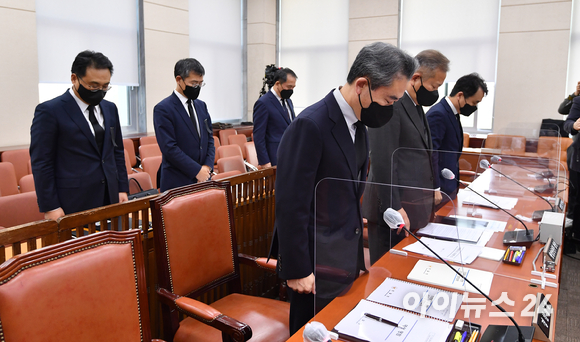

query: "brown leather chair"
xmin=537 ymin=136 xmax=572 ymax=164
xmin=216 ymin=145 xmax=243 ymax=160
xmin=218 ymin=128 xmax=237 ymax=147
xmin=228 ymin=134 xmax=248 ymax=159
xmin=150 ymin=181 xmax=289 ymax=342
xmin=0 ymin=230 xmax=165 ymax=342
xmin=142 ymin=156 xmax=162 ymax=189
xmin=212 ymin=170 xmax=242 ymax=181
xmin=0 ymin=192 xmax=43 ymax=228
xmin=0 ymin=162 xmax=20 ymax=196
xmin=123 ymin=138 xmax=140 ymax=169
xmin=244 ymin=142 xmax=259 ymax=168
xmin=484 ymin=134 xmax=526 ymax=155
xmin=213 ymin=136 xmax=221 ymax=168
xmin=18 ymin=174 xmax=35 ymax=193
xmin=463 ymin=133 xmax=470 ymax=148
xmin=140 ymin=135 xmax=158 ymax=145
xmin=140 ymin=143 xmax=162 ymax=159
xmin=124 ymin=149 xmax=135 ymax=174
xmin=128 ymin=172 xmax=154 ymax=195
xmin=1 ymin=149 xmax=30 ymax=183
xmin=217 ymin=155 xmax=246 ymax=174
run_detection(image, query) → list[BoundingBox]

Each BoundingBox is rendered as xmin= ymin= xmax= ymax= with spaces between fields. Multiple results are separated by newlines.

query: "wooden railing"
xmin=0 ymin=168 xmax=278 ymax=339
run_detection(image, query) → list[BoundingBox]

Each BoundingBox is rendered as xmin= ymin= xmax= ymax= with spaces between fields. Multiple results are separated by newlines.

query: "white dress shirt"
xmin=333 ymin=87 xmax=358 ymax=143
xmin=174 ymin=89 xmax=200 ymax=135
xmin=445 ymin=96 xmax=459 ymax=115
xmin=69 ymin=88 xmax=104 ymax=136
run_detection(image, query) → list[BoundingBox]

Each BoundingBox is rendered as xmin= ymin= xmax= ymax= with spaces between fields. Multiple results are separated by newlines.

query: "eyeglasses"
xmin=186 ymin=81 xmax=206 ymax=89
xmin=77 ymin=75 xmax=112 ymax=92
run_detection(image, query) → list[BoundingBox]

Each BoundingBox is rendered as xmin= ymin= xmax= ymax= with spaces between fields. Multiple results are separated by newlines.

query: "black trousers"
xmin=287 ymin=287 xmax=333 ymax=336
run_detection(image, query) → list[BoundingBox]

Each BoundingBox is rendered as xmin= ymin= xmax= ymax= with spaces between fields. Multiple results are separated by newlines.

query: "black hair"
xmin=450 ymin=73 xmax=488 ymax=98
xmin=174 ymin=58 xmax=205 ymax=79
xmin=259 ymin=65 xmax=297 ymax=97
xmin=347 ymin=42 xmax=417 ymax=89
xmin=71 ymin=50 xmax=114 ymax=77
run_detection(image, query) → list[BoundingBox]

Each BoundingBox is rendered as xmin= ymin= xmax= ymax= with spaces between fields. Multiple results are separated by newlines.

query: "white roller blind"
xmin=567 ymin=0 xmax=580 ymax=95
xmin=400 ymin=0 xmax=500 ymax=82
xmin=190 ymin=0 xmax=242 ymax=122
xmin=280 ymin=0 xmax=349 ymax=114
xmin=36 ymin=0 xmax=139 ymax=86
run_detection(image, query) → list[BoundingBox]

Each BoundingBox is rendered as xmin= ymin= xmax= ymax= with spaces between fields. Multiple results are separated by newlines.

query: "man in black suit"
xmin=362 ymin=50 xmax=449 ymax=265
xmin=30 ymin=50 xmax=129 ymax=220
xmin=252 ymin=68 xmax=297 ymax=167
xmin=153 ymin=58 xmax=215 ymax=192
xmin=272 ymin=42 xmax=417 ymax=335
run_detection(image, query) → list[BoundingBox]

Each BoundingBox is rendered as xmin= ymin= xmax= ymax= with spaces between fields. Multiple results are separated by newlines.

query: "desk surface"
xmin=286 ymin=167 xmax=563 ymax=342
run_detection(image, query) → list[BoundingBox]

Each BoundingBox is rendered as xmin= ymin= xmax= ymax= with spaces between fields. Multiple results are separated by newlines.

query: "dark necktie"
xmin=354 ymin=121 xmax=367 ymax=178
xmin=88 ymin=105 xmax=104 ymax=153
xmin=416 ymin=104 xmax=429 ymax=142
xmin=281 ymin=99 xmax=291 ymax=122
xmin=456 ymin=114 xmax=464 ymax=145
xmin=187 ymin=99 xmax=200 ymax=137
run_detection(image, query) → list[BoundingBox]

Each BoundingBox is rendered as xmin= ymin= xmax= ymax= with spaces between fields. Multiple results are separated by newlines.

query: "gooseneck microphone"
xmin=383 ymin=208 xmax=534 ymax=342
xmin=442 ymin=168 xmax=535 ymax=246
xmin=490 ymin=155 xmax=555 ymax=194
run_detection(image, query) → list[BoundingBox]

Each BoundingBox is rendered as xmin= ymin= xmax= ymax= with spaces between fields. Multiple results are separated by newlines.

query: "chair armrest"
xmin=459 ymin=170 xmax=476 ymax=177
xmin=238 ymin=253 xmax=276 ymax=273
xmin=157 ymin=288 xmax=252 ymax=342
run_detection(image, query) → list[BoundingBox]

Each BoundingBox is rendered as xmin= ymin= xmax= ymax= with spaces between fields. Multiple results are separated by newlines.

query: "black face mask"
xmin=459 ymin=96 xmax=477 ymax=116
xmin=413 ymin=77 xmax=439 ymax=106
xmin=183 ymin=84 xmax=201 ymax=100
xmin=77 ymin=82 xmax=106 ymax=106
xmin=358 ymin=79 xmax=394 ymax=128
xmin=280 ymin=88 xmax=293 ymax=99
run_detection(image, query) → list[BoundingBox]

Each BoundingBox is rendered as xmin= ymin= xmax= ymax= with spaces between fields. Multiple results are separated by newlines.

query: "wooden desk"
xmin=286 ymin=167 xmax=563 ymax=342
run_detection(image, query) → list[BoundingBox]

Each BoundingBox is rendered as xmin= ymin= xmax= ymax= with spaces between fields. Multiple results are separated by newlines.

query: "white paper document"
xmin=334 ymin=299 xmax=453 ymax=342
xmin=416 ymin=222 xmax=484 ymax=243
xmin=366 ymin=277 xmax=463 ymax=322
xmin=478 ymin=247 xmax=506 ymax=261
xmin=407 ymin=260 xmax=494 ymax=295
xmin=449 ymin=215 xmax=507 ymax=232
xmin=403 ymin=237 xmax=482 ymax=264
xmin=459 ymin=189 xmax=518 ymax=210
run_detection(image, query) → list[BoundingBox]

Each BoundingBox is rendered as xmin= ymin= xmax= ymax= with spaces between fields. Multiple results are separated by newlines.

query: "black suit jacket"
xmin=30 ymin=90 xmax=129 ymax=214
xmin=252 ymin=90 xmax=295 ymax=166
xmin=272 ymin=90 xmax=368 ymax=299
xmin=153 ymin=92 xmax=215 ymax=192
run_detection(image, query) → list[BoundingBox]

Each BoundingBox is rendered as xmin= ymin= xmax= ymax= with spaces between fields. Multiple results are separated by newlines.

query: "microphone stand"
xmin=495 ymin=157 xmax=555 ymax=194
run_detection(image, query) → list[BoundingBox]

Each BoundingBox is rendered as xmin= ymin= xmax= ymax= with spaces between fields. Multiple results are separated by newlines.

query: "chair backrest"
xmin=216 ymin=144 xmax=243 ymax=160
xmin=140 ymin=136 xmax=158 ymax=146
xmin=1 ymin=149 xmax=30 ymax=183
xmin=123 ymin=138 xmax=138 ymax=167
xmin=151 ymin=181 xmax=241 ymax=298
xmin=0 ymin=162 xmax=19 ymax=196
xmin=124 ymin=149 xmax=134 ymax=174
xmin=0 ymin=220 xmax=59 ymax=263
xmin=244 ymin=142 xmax=259 ymax=168
xmin=536 ymin=136 xmax=560 ymax=159
xmin=463 ymin=133 xmax=470 ymax=148
xmin=142 ymin=156 xmax=162 ymax=189
xmin=217 ymin=155 xmax=246 ymax=174
xmin=485 ymin=134 xmax=526 ymax=155
xmin=18 ymin=174 xmax=35 ymax=193
xmin=0 ymin=230 xmax=153 ymax=342
xmin=128 ymin=172 xmax=154 ymax=195
xmin=139 ymin=143 xmax=162 ymax=159
xmin=212 ymin=170 xmax=242 ymax=181
xmin=214 ymin=135 xmax=221 ymax=149
xmin=218 ymin=128 xmax=237 ymax=146
xmin=0 ymin=192 xmax=44 ymax=228
xmin=228 ymin=134 xmax=248 ymax=159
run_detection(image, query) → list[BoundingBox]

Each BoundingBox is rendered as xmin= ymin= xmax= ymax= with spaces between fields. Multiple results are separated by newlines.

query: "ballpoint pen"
xmin=363 ymin=313 xmax=399 ymax=327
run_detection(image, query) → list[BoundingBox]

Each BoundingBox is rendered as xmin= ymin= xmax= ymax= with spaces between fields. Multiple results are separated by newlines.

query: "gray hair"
xmin=415 ymin=49 xmax=449 ymax=79
xmin=347 ymin=42 xmax=417 ymax=90
xmin=174 ymin=58 xmax=205 ymax=79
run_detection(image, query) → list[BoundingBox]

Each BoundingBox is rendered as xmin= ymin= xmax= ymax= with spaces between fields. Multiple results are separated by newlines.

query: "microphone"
xmin=303 ymin=321 xmax=338 ymax=342
xmin=383 ymin=208 xmax=535 ymax=342
xmin=441 ymin=168 xmax=535 ymax=246
xmin=481 ymin=159 xmax=556 ymax=221
xmin=490 ymin=156 xmax=555 ymax=194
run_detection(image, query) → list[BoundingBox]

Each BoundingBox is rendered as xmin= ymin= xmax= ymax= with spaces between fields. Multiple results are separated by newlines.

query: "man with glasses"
xmin=30 ymin=50 xmax=129 ymax=220
xmin=153 ymin=58 xmax=215 ymax=192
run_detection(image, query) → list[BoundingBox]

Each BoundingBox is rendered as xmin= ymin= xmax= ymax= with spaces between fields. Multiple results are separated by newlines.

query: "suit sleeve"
xmin=201 ymin=102 xmax=215 ymax=169
xmin=112 ymin=105 xmax=129 ymax=193
xmin=368 ymin=111 xmax=402 ymax=210
xmin=154 ymin=104 xmax=202 ymax=179
xmin=559 ymin=95 xmax=575 ymax=115
xmin=252 ymin=99 xmax=270 ymax=165
xmin=564 ymin=96 xmax=580 ymax=135
xmin=275 ymin=117 xmax=322 ymax=280
xmin=426 ymin=111 xmax=445 ymax=189
xmin=30 ymin=103 xmax=60 ymax=212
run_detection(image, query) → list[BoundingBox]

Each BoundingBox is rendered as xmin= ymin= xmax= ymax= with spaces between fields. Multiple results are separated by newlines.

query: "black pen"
xmin=363 ymin=313 xmax=399 ymax=327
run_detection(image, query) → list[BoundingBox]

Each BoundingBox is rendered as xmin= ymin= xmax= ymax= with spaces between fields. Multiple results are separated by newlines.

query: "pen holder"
xmin=502 ymin=246 xmax=526 ymax=265
xmin=446 ymin=320 xmax=481 ymax=342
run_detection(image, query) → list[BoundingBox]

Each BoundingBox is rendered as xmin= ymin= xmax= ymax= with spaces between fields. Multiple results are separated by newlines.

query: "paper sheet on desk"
xmin=403 ymin=237 xmax=482 ymax=264
xmin=459 ymin=189 xmax=518 ymax=210
xmin=449 ymin=215 xmax=507 ymax=232
xmin=334 ymin=299 xmax=453 ymax=342
xmin=407 ymin=260 xmax=494 ymax=295
xmin=416 ymin=222 xmax=485 ymax=242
